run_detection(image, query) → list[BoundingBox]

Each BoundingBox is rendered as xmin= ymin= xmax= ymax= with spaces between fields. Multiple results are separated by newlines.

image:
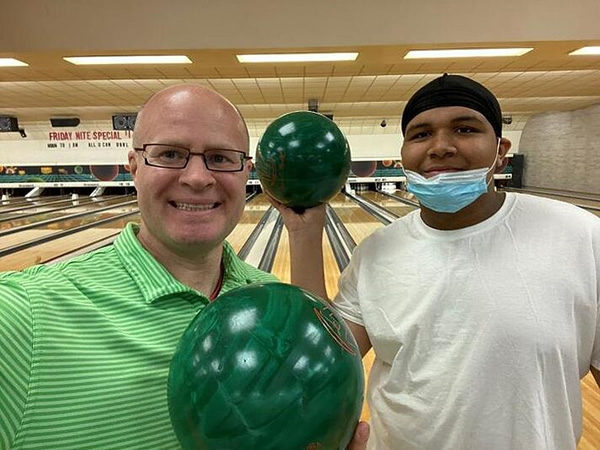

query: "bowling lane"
xmin=1 ymin=194 xmax=270 ymax=271
xmin=0 ymin=195 xmax=88 ymax=214
xmin=391 ymin=189 xmax=417 ymax=201
xmin=0 ymin=196 xmax=134 ymax=230
xmin=0 ymin=194 xmax=69 ymax=210
xmin=329 ymin=193 xmax=385 ymax=245
xmin=226 ymin=194 xmax=272 ymax=253
xmin=520 ymin=191 xmax=600 ymax=217
xmin=515 ymin=186 xmax=600 ymax=201
xmin=0 ymin=201 xmax=139 ymax=251
xmin=327 ymin=192 xmax=384 ymax=422
xmin=0 ymin=213 xmax=140 ymax=272
xmin=360 ymin=191 xmax=417 ymax=217
xmin=322 ymin=235 xmax=342 ymax=298
xmin=271 ymin=229 xmax=341 ymax=300
xmin=580 ymin=375 xmax=600 ymax=450
xmin=516 ymin=189 xmax=600 ymax=208
xmin=247 ymin=192 xmax=342 ymax=297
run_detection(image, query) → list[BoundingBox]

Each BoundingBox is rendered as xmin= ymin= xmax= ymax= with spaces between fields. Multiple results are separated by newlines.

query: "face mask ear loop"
xmin=399 ymin=160 xmax=408 ymax=189
xmin=486 ymin=138 xmax=501 ymax=190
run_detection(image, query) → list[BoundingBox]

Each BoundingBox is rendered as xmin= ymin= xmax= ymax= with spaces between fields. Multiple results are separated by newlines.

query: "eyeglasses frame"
xmin=133 ymin=143 xmax=252 ymax=172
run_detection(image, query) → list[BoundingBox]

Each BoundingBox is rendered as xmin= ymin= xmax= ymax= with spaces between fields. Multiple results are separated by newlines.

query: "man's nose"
xmin=179 ymin=154 xmax=216 ymax=188
xmin=427 ymin=132 xmax=457 ymax=159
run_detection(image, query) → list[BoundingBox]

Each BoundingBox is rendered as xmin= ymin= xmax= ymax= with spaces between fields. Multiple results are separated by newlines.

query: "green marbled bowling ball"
xmin=256 ymin=111 xmax=351 ymax=210
xmin=167 ymin=282 xmax=364 ymax=450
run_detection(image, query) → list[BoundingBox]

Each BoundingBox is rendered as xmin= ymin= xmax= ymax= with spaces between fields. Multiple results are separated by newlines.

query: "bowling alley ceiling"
xmin=1 ymin=0 xmax=600 ymax=136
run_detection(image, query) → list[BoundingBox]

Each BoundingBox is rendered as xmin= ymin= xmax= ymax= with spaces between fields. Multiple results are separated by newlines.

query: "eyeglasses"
xmin=133 ymin=144 xmax=252 ymax=172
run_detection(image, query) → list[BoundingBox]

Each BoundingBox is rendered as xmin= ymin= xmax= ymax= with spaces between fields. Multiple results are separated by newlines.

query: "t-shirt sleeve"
xmin=0 ymin=279 xmax=33 ymax=449
xmin=333 ymin=248 xmax=365 ymax=326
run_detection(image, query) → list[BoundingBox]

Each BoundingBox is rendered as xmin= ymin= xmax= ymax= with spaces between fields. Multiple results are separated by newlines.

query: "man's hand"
xmin=346 ymin=421 xmax=370 ymax=450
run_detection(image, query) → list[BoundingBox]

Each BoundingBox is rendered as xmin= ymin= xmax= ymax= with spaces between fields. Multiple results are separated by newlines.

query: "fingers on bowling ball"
xmin=167 ymin=282 xmax=364 ymax=450
xmin=256 ymin=111 xmax=351 ymax=209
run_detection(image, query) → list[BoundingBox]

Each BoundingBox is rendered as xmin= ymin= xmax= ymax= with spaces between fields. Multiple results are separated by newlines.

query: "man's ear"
xmin=495 ymin=137 xmax=512 ymax=173
xmin=128 ymin=150 xmax=139 ymax=181
xmin=243 ymin=158 xmax=253 ymax=181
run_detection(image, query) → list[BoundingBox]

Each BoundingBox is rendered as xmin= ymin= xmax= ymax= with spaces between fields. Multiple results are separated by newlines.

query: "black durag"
xmin=401 ymin=74 xmax=503 ymax=138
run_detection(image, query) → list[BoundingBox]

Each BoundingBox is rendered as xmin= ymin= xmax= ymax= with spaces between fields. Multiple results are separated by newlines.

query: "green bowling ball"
xmin=256 ymin=111 xmax=351 ymax=210
xmin=168 ymin=282 xmax=364 ymax=450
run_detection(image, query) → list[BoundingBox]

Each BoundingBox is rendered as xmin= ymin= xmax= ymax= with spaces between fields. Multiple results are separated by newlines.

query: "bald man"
xmin=0 ymin=85 xmax=369 ymax=449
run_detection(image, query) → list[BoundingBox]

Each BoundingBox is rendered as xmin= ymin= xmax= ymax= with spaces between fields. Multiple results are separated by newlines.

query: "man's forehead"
xmin=152 ymin=91 xmax=224 ymax=115
xmin=405 ymin=106 xmax=489 ymax=130
xmin=137 ymin=94 xmax=244 ymax=129
xmin=136 ymin=117 xmax=249 ymax=153
xmin=132 ymin=85 xmax=249 ymax=149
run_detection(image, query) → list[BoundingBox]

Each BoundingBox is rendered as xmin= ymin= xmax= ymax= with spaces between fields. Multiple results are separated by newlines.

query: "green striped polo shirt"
xmin=0 ymin=223 xmax=277 ymax=450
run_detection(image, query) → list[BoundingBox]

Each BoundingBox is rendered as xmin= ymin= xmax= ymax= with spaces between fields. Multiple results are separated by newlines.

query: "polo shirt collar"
xmin=114 ymin=223 xmax=251 ymax=304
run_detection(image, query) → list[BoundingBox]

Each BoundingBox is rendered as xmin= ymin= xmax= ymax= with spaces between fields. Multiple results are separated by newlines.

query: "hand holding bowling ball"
xmin=256 ymin=111 xmax=351 ymax=212
xmin=168 ymin=282 xmax=364 ymax=450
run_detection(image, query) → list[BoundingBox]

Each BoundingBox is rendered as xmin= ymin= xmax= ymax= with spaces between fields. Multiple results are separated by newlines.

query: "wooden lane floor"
xmin=327 ymin=192 xmax=382 ymax=422
xmin=0 ymin=194 xmax=69 ymax=210
xmin=0 ymin=213 xmax=139 ymax=272
xmin=0 ymin=200 xmax=140 ymax=251
xmin=360 ymin=190 xmax=417 ymax=217
xmin=226 ymin=194 xmax=272 ymax=253
xmin=270 ymin=228 xmax=341 ymax=299
xmin=0 ymin=195 xmax=135 ymax=230
xmin=0 ymin=194 xmax=269 ymax=272
xmin=329 ymin=193 xmax=385 ymax=245
xmin=0 ymin=195 xmax=83 ymax=214
xmin=581 ymin=374 xmax=600 ymax=449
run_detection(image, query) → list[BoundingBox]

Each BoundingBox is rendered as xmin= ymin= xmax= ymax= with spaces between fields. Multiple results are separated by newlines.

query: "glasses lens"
xmin=145 ymin=145 xmax=189 ymax=168
xmin=204 ymin=150 xmax=244 ymax=171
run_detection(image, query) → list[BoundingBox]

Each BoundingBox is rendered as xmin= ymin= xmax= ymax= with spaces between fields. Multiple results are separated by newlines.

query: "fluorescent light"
xmin=569 ymin=46 xmax=600 ymax=56
xmin=0 ymin=58 xmax=28 ymax=67
xmin=63 ymin=55 xmax=192 ymax=65
xmin=237 ymin=52 xmax=359 ymax=63
xmin=404 ymin=48 xmax=533 ymax=59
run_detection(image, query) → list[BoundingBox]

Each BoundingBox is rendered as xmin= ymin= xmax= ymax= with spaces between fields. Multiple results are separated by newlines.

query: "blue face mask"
xmin=404 ymin=141 xmax=500 ymax=213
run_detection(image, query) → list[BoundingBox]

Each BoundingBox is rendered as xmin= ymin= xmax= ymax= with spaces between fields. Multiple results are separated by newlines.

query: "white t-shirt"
xmin=335 ymin=193 xmax=600 ymax=450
